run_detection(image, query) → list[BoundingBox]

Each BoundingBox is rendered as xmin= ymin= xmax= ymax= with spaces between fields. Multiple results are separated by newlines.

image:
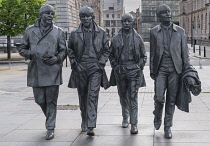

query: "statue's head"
xmin=156 ymin=4 xmax=172 ymax=24
xmin=79 ymin=6 xmax=95 ymax=28
xmin=121 ymin=13 xmax=134 ymax=32
xmin=39 ymin=4 xmax=55 ymax=25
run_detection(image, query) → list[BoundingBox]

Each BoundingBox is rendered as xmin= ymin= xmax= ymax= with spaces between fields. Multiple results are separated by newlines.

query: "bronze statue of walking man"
xmin=109 ymin=13 xmax=147 ymax=134
xmin=150 ymin=4 xmax=201 ymax=139
xmin=19 ymin=4 xmax=67 ymax=140
xmin=68 ymin=6 xmax=110 ymax=136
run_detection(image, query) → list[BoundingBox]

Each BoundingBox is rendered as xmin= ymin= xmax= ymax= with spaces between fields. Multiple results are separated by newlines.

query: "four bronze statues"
xmin=19 ymin=4 xmax=201 ymax=140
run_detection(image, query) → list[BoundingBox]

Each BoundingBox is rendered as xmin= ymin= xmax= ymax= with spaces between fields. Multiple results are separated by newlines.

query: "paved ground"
xmin=0 ymin=43 xmax=210 ymax=146
xmin=0 ymin=62 xmax=210 ymax=146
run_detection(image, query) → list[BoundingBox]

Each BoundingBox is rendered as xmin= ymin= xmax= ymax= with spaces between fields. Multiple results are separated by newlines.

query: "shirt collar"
xmin=83 ymin=25 xmax=93 ymax=32
xmin=161 ymin=23 xmax=172 ymax=31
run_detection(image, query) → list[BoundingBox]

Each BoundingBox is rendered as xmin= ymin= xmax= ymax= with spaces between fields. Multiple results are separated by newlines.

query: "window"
xmin=109 ymin=7 xmax=114 ymax=10
xmin=106 ymin=14 xmax=109 ymax=18
xmin=105 ymin=20 xmax=110 ymax=27
xmin=118 ymin=14 xmax=120 ymax=18
xmin=112 ymin=14 xmax=115 ymax=18
xmin=111 ymin=20 xmax=116 ymax=27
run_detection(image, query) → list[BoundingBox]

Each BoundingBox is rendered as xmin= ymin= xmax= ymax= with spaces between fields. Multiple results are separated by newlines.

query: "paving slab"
xmin=0 ymin=142 xmax=72 ymax=146
xmin=154 ymin=131 xmax=210 ymax=143
xmin=71 ymin=135 xmax=153 ymax=146
xmin=0 ymin=129 xmax=80 ymax=142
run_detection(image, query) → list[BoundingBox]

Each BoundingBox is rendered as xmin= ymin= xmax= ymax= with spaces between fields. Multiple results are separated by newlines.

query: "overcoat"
xmin=176 ymin=66 xmax=201 ymax=112
xmin=67 ymin=23 xmax=110 ymax=89
xmin=19 ymin=20 xmax=67 ymax=87
xmin=109 ymin=29 xmax=147 ymax=87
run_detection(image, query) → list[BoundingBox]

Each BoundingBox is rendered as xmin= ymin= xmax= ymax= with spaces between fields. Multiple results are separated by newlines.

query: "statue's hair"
xmin=79 ymin=6 xmax=95 ymax=19
xmin=156 ymin=4 xmax=171 ymax=17
xmin=39 ymin=4 xmax=54 ymax=16
xmin=121 ymin=13 xmax=134 ymax=22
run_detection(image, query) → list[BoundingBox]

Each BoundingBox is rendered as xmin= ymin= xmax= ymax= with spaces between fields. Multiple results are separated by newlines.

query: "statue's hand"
xmin=30 ymin=50 xmax=35 ymax=60
xmin=42 ymin=55 xmax=58 ymax=65
xmin=70 ymin=59 xmax=77 ymax=70
xmin=150 ymin=73 xmax=155 ymax=80
xmin=98 ymin=61 xmax=105 ymax=70
xmin=19 ymin=50 xmax=25 ymax=56
xmin=186 ymin=77 xmax=196 ymax=86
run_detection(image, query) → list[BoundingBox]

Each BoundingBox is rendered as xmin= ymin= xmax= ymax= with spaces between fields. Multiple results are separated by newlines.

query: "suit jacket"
xmin=150 ymin=24 xmax=190 ymax=76
xmin=67 ymin=23 xmax=110 ymax=89
xmin=19 ymin=20 xmax=67 ymax=87
xmin=109 ymin=29 xmax=147 ymax=87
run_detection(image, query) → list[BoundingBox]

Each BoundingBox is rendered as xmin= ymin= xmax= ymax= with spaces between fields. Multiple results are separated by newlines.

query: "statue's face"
xmin=122 ymin=16 xmax=133 ymax=31
xmin=158 ymin=6 xmax=172 ymax=23
xmin=80 ymin=12 xmax=93 ymax=28
xmin=41 ymin=10 xmax=54 ymax=25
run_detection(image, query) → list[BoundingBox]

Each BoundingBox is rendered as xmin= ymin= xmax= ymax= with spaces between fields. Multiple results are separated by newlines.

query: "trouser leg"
xmin=33 ymin=86 xmax=59 ymax=130
xmin=115 ymin=75 xmax=129 ymax=121
xmin=77 ymin=71 xmax=88 ymax=129
xmin=164 ymin=72 xmax=180 ymax=127
xmin=128 ymin=80 xmax=138 ymax=125
xmin=45 ymin=85 xmax=59 ymax=130
xmin=87 ymin=71 xmax=102 ymax=128
xmin=154 ymin=70 xmax=167 ymax=118
xmin=33 ymin=87 xmax=47 ymax=116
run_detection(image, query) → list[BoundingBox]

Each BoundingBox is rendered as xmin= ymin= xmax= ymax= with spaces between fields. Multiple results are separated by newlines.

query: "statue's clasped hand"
xmin=42 ymin=54 xmax=58 ymax=65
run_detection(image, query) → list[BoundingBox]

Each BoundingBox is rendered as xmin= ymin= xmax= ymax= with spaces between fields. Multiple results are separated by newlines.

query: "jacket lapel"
xmin=157 ymin=25 xmax=164 ymax=55
xmin=117 ymin=30 xmax=124 ymax=47
xmin=39 ymin=27 xmax=53 ymax=43
xmin=77 ymin=25 xmax=84 ymax=42
xmin=93 ymin=23 xmax=99 ymax=46
xmin=169 ymin=24 xmax=178 ymax=52
xmin=32 ymin=28 xmax=42 ymax=41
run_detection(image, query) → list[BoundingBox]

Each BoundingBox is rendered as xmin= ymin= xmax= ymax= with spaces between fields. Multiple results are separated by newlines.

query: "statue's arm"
xmin=149 ymin=30 xmax=155 ymax=79
xmin=98 ymin=31 xmax=110 ymax=66
xmin=57 ymin=29 xmax=67 ymax=63
xmin=109 ymin=39 xmax=117 ymax=68
xmin=19 ymin=28 xmax=33 ymax=60
xmin=181 ymin=29 xmax=191 ymax=70
xmin=67 ymin=32 xmax=77 ymax=68
xmin=139 ymin=36 xmax=147 ymax=69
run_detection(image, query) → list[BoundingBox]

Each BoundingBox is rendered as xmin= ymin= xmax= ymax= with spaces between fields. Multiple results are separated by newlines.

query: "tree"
xmin=0 ymin=0 xmax=45 ymax=59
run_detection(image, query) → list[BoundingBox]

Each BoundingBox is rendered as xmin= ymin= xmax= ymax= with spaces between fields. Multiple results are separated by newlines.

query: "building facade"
xmin=141 ymin=0 xmax=180 ymax=41
xmin=102 ymin=0 xmax=124 ymax=37
xmin=46 ymin=0 xmax=81 ymax=33
xmin=179 ymin=0 xmax=210 ymax=44
xmin=129 ymin=8 xmax=142 ymax=34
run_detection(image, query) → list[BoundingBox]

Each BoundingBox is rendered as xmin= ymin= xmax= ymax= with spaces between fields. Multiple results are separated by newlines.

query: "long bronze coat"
xmin=19 ymin=20 xmax=67 ymax=87
xmin=109 ymin=29 xmax=147 ymax=87
xmin=67 ymin=23 xmax=110 ymax=89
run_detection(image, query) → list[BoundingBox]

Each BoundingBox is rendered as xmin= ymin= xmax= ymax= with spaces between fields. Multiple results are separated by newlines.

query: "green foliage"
xmin=0 ymin=0 xmax=46 ymax=37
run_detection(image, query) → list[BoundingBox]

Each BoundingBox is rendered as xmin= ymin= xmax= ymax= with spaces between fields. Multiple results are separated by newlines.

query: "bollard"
xmin=204 ymin=47 xmax=206 ymax=57
xmin=199 ymin=45 xmax=201 ymax=56
xmin=65 ymin=31 xmax=68 ymax=67
xmin=8 ymin=62 xmax=11 ymax=70
xmin=199 ymin=58 xmax=202 ymax=69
